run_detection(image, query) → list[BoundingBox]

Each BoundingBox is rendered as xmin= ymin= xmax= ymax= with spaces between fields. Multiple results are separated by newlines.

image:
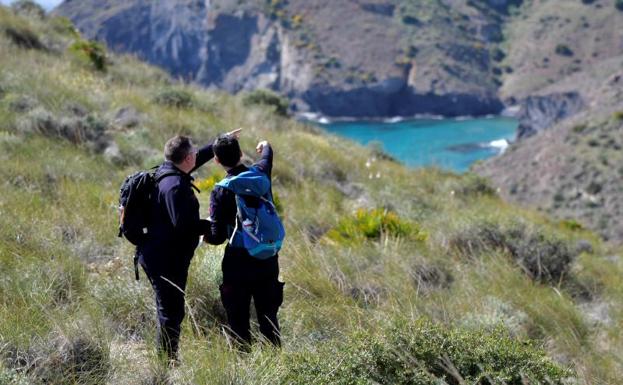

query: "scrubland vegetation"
xmin=0 ymin=4 xmax=622 ymax=384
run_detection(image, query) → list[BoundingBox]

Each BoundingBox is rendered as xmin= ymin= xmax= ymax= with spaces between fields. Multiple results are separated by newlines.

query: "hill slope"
xmin=1 ymin=5 xmax=623 ymax=384
xmin=475 ymin=0 xmax=623 ymax=243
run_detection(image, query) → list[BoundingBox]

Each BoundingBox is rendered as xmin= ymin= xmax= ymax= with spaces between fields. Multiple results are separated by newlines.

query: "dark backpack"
xmin=118 ymin=167 xmax=178 ymax=278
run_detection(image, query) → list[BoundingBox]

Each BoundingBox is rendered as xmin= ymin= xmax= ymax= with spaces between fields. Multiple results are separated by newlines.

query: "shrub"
xmin=612 ymin=110 xmax=623 ymax=121
xmin=242 ymin=89 xmax=289 ymax=116
xmin=402 ymin=15 xmax=420 ymax=25
xmin=326 ymin=208 xmax=426 ymax=244
xmin=491 ymin=47 xmax=506 ymax=62
xmin=555 ymin=44 xmax=574 ymax=57
xmin=153 ymin=88 xmax=195 ymax=108
xmin=450 ymin=173 xmax=497 ymax=198
xmin=449 ymin=220 xmax=577 ymax=283
xmin=32 ymin=333 xmax=111 ymax=385
xmin=283 ymin=319 xmax=570 ymax=384
xmin=559 ymin=219 xmax=583 ymax=231
xmin=68 ymin=40 xmax=107 ymax=71
xmin=16 ymin=108 xmax=110 ymax=151
xmin=616 ymin=0 xmax=623 ymax=11
xmin=11 ymin=0 xmax=45 ymax=19
xmin=3 ymin=24 xmax=44 ymax=50
xmin=572 ymin=123 xmax=587 ymax=133
xmin=49 ymin=16 xmax=79 ymax=37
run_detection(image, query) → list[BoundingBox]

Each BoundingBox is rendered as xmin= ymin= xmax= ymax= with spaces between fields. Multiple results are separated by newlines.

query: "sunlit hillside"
xmin=0 ymin=4 xmax=622 ymax=384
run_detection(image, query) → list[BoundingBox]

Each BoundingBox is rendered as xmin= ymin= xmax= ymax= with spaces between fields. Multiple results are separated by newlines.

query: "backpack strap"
xmin=154 ymin=170 xmax=201 ymax=193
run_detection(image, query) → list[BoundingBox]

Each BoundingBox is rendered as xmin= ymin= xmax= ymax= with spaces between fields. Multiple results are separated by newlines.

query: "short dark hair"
xmin=164 ymin=135 xmax=193 ymax=164
xmin=213 ymin=134 xmax=241 ymax=167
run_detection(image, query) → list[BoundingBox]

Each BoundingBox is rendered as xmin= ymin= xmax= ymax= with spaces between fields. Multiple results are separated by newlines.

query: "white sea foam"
xmin=384 ymin=116 xmax=404 ymax=123
xmin=489 ymin=139 xmax=509 ymax=153
xmin=297 ymin=112 xmax=332 ymax=124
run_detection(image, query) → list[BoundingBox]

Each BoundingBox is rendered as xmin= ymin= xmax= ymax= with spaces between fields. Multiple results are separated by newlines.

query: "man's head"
xmin=164 ymin=135 xmax=196 ymax=173
xmin=213 ymin=134 xmax=242 ymax=169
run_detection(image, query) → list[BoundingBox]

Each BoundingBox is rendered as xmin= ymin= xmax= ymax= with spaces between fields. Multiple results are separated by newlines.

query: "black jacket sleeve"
xmin=254 ymin=144 xmax=273 ymax=177
xmin=203 ymin=186 xmax=234 ymax=245
xmin=191 ymin=142 xmax=214 ymax=173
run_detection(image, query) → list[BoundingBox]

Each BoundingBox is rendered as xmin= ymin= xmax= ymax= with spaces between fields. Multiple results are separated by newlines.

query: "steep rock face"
xmin=515 ymin=92 xmax=584 ymax=139
xmin=85 ymin=0 xmax=210 ymax=81
xmin=55 ymin=0 xmax=508 ymax=118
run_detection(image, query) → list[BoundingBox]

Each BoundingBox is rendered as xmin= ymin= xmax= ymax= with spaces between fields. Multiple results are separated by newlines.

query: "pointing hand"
xmin=226 ymin=128 xmax=242 ymax=139
xmin=256 ymin=140 xmax=268 ymax=154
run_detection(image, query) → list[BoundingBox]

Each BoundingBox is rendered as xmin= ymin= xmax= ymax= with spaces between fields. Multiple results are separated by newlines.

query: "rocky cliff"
xmin=475 ymin=0 xmax=623 ymax=242
xmin=55 ymin=0 xmax=518 ymax=118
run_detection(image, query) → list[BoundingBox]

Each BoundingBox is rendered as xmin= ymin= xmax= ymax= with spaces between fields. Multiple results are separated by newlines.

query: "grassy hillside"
xmin=1 ymin=5 xmax=623 ymax=385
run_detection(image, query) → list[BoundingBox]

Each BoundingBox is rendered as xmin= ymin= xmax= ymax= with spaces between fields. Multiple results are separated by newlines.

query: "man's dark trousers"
xmin=220 ymin=249 xmax=283 ymax=346
xmin=141 ymin=260 xmax=189 ymax=358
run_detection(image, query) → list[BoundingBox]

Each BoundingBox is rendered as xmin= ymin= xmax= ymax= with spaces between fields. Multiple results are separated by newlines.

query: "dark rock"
xmin=486 ymin=0 xmax=523 ymax=14
xmin=303 ymin=86 xmax=503 ymax=118
xmin=359 ymin=2 xmax=395 ymax=16
xmin=516 ymin=92 xmax=585 ymax=139
xmin=575 ymin=239 xmax=593 ymax=254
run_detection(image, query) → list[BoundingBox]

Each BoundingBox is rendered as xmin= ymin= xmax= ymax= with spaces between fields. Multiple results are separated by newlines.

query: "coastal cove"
xmin=315 ymin=117 xmax=518 ymax=173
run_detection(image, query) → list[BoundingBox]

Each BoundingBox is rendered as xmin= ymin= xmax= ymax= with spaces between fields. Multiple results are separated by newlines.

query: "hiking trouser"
xmin=220 ymin=251 xmax=283 ymax=346
xmin=142 ymin=262 xmax=189 ymax=359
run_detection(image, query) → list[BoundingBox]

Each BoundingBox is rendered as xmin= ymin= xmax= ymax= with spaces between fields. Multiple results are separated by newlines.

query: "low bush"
xmin=242 ymin=89 xmax=289 ymax=116
xmin=450 ymin=173 xmax=497 ymax=198
xmin=283 ymin=319 xmax=570 ymax=384
xmin=613 ymin=110 xmax=623 ymax=121
xmin=326 ymin=208 xmax=424 ymax=244
xmin=68 ymin=40 xmax=107 ymax=72
xmin=153 ymin=88 xmax=195 ymax=109
xmin=3 ymin=24 xmax=44 ymax=50
xmin=32 ymin=333 xmax=110 ymax=385
xmin=616 ymin=0 xmax=623 ymax=11
xmin=11 ymin=0 xmax=45 ymax=20
xmin=449 ymin=220 xmax=577 ymax=283
xmin=17 ymin=108 xmax=110 ymax=150
xmin=555 ymin=44 xmax=574 ymax=57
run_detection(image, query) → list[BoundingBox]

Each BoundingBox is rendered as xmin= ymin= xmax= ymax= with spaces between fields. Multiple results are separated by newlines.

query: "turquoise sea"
xmin=318 ymin=117 xmax=518 ymax=172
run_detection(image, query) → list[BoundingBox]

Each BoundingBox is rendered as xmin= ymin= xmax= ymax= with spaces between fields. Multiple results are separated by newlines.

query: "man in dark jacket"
xmin=138 ymin=131 xmax=239 ymax=360
xmin=204 ymin=135 xmax=284 ymax=347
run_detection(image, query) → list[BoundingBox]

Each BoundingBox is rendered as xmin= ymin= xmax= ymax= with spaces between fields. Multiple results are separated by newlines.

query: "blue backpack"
xmin=216 ymin=167 xmax=285 ymax=259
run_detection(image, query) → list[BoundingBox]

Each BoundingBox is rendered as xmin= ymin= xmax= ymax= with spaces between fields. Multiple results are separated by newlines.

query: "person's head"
xmin=213 ymin=134 xmax=242 ymax=169
xmin=164 ymin=135 xmax=196 ymax=173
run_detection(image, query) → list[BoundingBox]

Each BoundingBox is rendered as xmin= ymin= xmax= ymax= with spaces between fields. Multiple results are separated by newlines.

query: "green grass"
xmin=0 ymin=6 xmax=622 ymax=384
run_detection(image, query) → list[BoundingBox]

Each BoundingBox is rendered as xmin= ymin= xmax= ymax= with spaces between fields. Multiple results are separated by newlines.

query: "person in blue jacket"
xmin=204 ymin=135 xmax=284 ymax=347
xmin=138 ymin=130 xmax=240 ymax=361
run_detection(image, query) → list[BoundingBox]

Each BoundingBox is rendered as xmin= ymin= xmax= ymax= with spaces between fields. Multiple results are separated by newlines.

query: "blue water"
xmin=319 ymin=117 xmax=518 ymax=172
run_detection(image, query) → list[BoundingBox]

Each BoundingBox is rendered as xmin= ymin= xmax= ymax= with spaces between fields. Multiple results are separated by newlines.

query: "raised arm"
xmin=254 ymin=140 xmax=273 ymax=177
xmin=192 ymin=128 xmax=243 ymax=173
xmin=192 ymin=142 xmax=214 ymax=172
